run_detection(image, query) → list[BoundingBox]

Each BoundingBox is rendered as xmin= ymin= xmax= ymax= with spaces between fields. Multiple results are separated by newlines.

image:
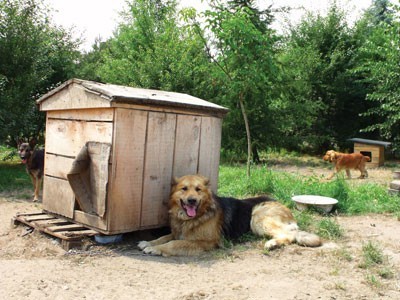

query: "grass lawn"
xmin=218 ymin=163 xmax=400 ymax=215
xmin=0 ymin=145 xmax=32 ymax=199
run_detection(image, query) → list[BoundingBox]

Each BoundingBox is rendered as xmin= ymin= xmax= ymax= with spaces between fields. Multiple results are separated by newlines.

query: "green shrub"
xmin=359 ymin=241 xmax=385 ymax=268
xmin=293 ymin=210 xmax=316 ymax=232
xmin=316 ymin=218 xmax=344 ymax=240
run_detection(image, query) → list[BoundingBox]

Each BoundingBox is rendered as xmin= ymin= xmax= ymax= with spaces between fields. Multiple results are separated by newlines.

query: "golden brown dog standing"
xmin=323 ymin=150 xmax=370 ymax=180
xmin=138 ymin=175 xmax=321 ymax=256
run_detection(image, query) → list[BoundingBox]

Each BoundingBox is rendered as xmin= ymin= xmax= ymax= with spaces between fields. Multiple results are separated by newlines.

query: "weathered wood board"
xmin=45 ymin=118 xmax=113 ymax=157
xmin=140 ymin=112 xmax=176 ymax=228
xmin=43 ymin=176 xmax=75 ymax=218
xmin=172 ymin=115 xmax=201 ymax=177
xmin=13 ymin=212 xmax=98 ymax=251
xmin=108 ymin=108 xmax=147 ymax=232
xmin=39 ymin=83 xmax=110 ymax=111
xmin=198 ymin=117 xmax=222 ymax=193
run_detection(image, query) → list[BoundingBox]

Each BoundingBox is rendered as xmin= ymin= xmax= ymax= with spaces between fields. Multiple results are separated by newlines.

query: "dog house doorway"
xmin=360 ymin=151 xmax=372 ymax=161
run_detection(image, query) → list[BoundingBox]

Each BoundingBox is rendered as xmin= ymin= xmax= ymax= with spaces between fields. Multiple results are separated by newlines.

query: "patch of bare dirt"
xmin=1 ymin=166 xmax=400 ymax=300
xmin=270 ymin=161 xmax=396 ymax=187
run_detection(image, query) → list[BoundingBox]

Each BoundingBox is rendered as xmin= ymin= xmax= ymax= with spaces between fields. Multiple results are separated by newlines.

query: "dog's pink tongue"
xmin=185 ymin=205 xmax=197 ymax=217
xmin=21 ymin=159 xmax=27 ymax=164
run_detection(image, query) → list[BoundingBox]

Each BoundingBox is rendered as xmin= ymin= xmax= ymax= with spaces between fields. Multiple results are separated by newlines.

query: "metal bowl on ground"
xmin=94 ymin=234 xmax=123 ymax=244
xmin=292 ymin=195 xmax=338 ymax=213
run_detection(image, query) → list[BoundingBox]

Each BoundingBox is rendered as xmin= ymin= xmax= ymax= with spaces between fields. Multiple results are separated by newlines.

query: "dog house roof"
xmin=348 ymin=138 xmax=391 ymax=148
xmin=37 ymin=78 xmax=228 ymax=115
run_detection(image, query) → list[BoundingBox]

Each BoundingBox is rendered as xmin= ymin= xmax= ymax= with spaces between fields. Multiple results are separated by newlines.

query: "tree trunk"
xmin=239 ymin=94 xmax=251 ymax=177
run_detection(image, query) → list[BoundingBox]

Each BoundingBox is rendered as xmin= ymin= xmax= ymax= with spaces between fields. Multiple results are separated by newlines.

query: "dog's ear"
xmin=17 ymin=138 xmax=23 ymax=147
xmin=196 ymin=174 xmax=210 ymax=187
xmin=171 ymin=176 xmax=179 ymax=186
xmin=29 ymin=138 xmax=37 ymax=150
xmin=330 ymin=151 xmax=338 ymax=162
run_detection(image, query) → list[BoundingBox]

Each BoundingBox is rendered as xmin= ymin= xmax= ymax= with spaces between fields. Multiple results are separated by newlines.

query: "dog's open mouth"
xmin=20 ymin=157 xmax=27 ymax=164
xmin=180 ymin=200 xmax=198 ymax=218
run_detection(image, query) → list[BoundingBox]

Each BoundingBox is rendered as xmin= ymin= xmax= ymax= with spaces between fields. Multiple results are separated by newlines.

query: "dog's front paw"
xmin=264 ymin=239 xmax=278 ymax=250
xmin=138 ymin=240 xmax=151 ymax=250
xmin=142 ymin=246 xmax=162 ymax=256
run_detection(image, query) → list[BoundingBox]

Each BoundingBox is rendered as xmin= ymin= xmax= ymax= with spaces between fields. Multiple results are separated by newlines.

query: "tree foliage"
xmin=278 ymin=4 xmax=370 ymax=152
xmin=75 ymin=0 xmax=400 ymax=158
xmin=3 ymin=0 xmax=400 ymax=159
xmin=81 ymin=0 xmax=213 ymax=99
xmin=199 ymin=0 xmax=278 ymax=173
xmin=0 ymin=0 xmax=80 ymax=145
xmin=354 ymin=1 xmax=400 ymax=151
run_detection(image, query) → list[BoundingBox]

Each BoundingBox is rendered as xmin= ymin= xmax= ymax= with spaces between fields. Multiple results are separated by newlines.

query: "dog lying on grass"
xmin=138 ymin=174 xmax=321 ymax=256
xmin=323 ymin=150 xmax=370 ymax=180
xmin=18 ymin=139 xmax=44 ymax=202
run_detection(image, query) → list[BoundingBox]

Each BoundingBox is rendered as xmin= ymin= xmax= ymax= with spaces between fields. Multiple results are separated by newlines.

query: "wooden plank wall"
xmin=44 ymin=106 xmax=223 ymax=234
xmin=198 ymin=117 xmax=222 ymax=193
xmin=172 ymin=115 xmax=201 ymax=176
xmin=43 ymin=108 xmax=113 ymax=221
xmin=39 ymin=83 xmax=110 ymax=111
xmin=108 ymin=108 xmax=223 ymax=233
xmin=108 ymin=109 xmax=147 ymax=232
xmin=354 ymin=143 xmax=383 ymax=167
xmin=140 ymin=112 xmax=176 ymax=228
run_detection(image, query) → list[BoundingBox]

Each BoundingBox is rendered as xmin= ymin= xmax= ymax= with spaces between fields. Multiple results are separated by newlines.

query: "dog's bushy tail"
xmin=295 ymin=231 xmax=322 ymax=247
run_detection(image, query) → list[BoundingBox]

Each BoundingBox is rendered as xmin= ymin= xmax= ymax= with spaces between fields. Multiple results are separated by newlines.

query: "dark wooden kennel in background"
xmin=37 ymin=79 xmax=228 ymax=235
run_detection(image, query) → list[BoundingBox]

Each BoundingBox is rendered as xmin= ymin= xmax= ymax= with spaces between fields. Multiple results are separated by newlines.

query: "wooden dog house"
xmin=348 ymin=138 xmax=391 ymax=168
xmin=37 ymin=79 xmax=228 ymax=235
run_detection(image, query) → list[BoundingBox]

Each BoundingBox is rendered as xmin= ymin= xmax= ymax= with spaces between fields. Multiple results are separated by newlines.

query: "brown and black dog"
xmin=18 ymin=139 xmax=44 ymax=202
xmin=323 ymin=150 xmax=370 ymax=180
xmin=138 ymin=174 xmax=321 ymax=256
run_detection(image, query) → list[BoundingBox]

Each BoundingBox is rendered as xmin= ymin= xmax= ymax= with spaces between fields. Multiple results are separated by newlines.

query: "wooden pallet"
xmin=13 ymin=212 xmax=98 ymax=250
